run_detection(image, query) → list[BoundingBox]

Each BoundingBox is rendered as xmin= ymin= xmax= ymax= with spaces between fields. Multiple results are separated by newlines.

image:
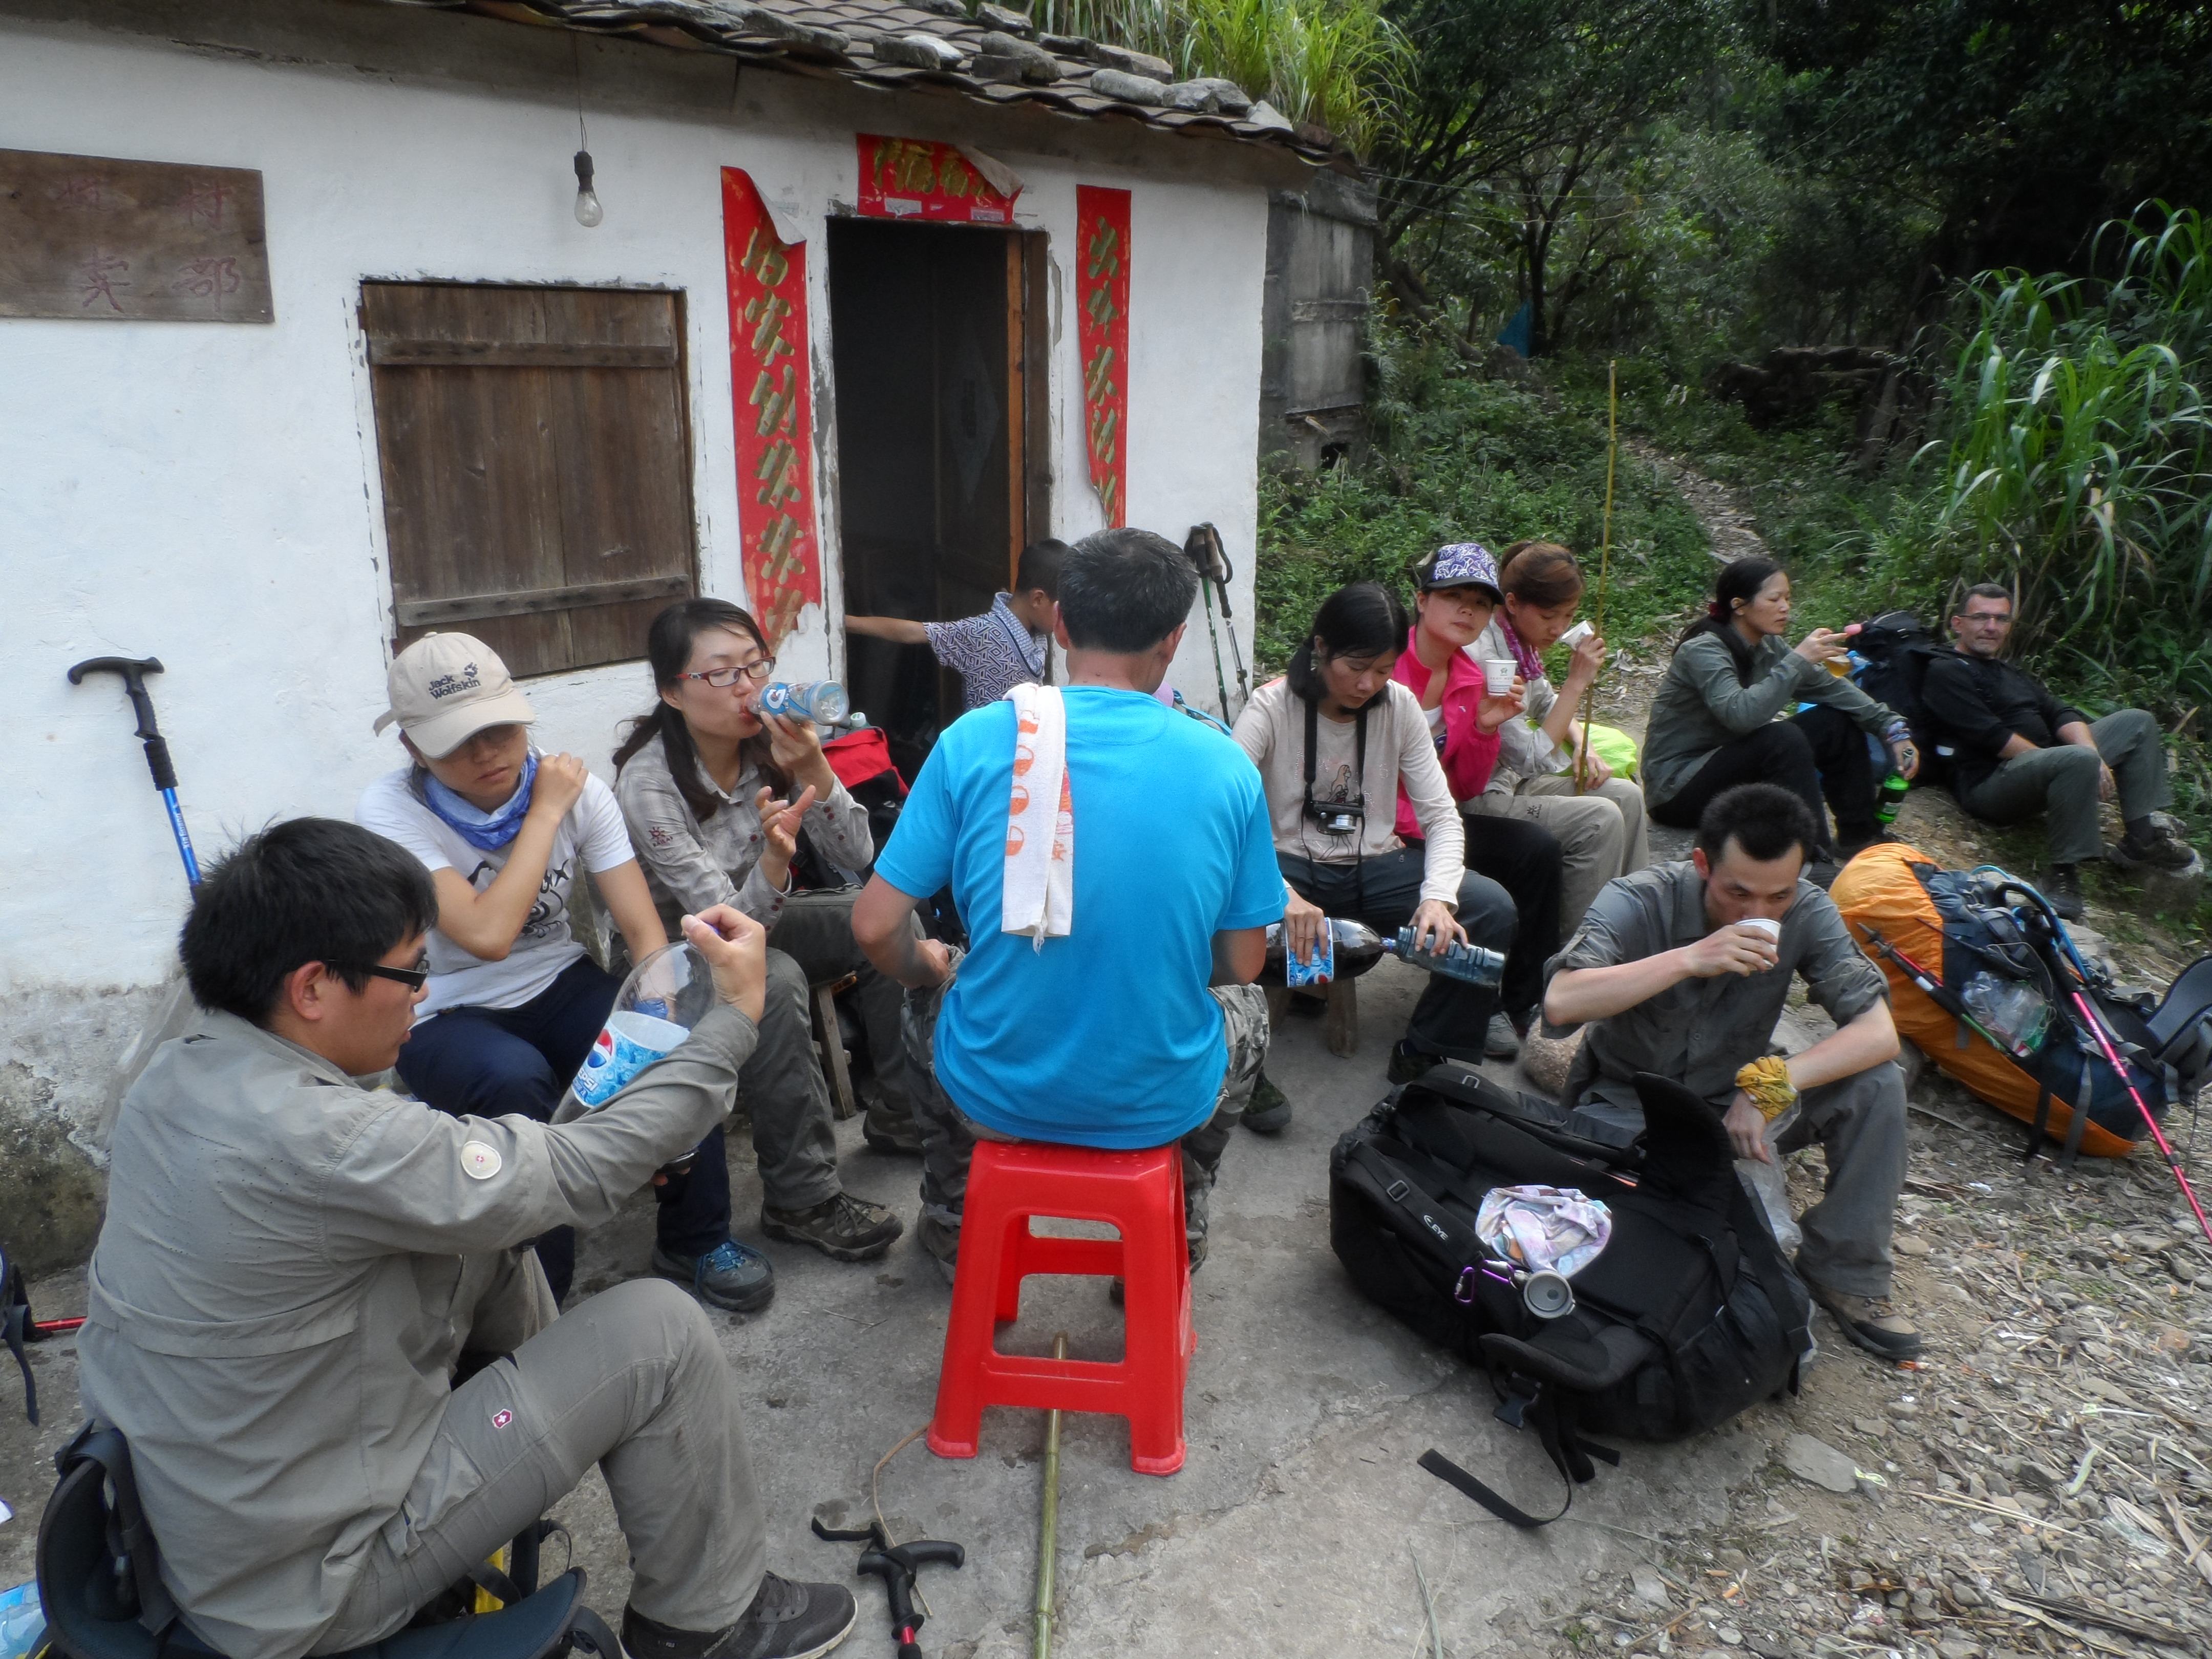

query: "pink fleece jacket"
xmin=1393 ymin=628 xmax=1501 ymax=840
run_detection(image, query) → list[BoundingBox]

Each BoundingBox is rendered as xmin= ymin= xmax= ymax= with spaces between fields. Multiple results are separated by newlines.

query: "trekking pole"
xmin=2065 ymin=986 xmax=2212 ymax=1247
xmin=1200 ymin=524 xmax=1251 ymax=714
xmin=1184 ymin=526 xmax=1235 ymax=718
xmin=67 ymin=656 xmax=201 ymax=888
xmin=1574 ymin=361 xmax=1618 ymax=795
xmin=1032 ymin=1332 xmax=1067 ymax=1659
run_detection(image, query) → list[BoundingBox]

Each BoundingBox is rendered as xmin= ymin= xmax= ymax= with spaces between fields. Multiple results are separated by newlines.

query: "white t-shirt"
xmin=355 ymin=763 xmax=637 ymax=1018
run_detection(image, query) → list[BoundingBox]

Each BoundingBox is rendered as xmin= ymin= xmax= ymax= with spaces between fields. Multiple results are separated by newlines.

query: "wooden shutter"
xmin=362 ymin=282 xmax=696 ymax=679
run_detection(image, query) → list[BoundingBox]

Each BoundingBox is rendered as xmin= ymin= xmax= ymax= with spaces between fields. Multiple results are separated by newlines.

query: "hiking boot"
xmin=861 ymin=1103 xmax=924 ymax=1157
xmin=652 ymin=1239 xmax=776 ymax=1315
xmin=1805 ymin=859 xmax=1841 ymax=891
xmin=1387 ymin=1040 xmax=1440 ymax=1086
xmin=1242 ymin=1071 xmax=1292 ymax=1135
xmin=917 ymin=1213 xmax=959 ymax=1285
xmin=760 ymin=1192 xmax=903 ymax=1262
xmin=1804 ymin=1280 xmax=1923 ymax=1363
xmin=2041 ymin=863 xmax=2086 ymax=921
xmin=621 ymin=1572 xmax=856 ymax=1659
xmin=1484 ymin=1012 xmax=1522 ymax=1061
xmin=2114 ymin=821 xmax=2198 ymax=871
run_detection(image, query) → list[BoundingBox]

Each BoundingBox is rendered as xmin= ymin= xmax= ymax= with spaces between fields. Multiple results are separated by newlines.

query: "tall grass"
xmin=1032 ymin=0 xmax=1409 ymax=152
xmin=1932 ymin=206 xmax=2212 ymax=700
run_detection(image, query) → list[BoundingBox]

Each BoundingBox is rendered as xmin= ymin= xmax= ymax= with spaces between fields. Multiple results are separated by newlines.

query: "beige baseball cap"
xmin=374 ymin=633 xmax=537 ymax=758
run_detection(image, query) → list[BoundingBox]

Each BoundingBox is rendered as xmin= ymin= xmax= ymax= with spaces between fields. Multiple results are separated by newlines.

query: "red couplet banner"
xmin=855 ymin=136 xmax=1022 ymax=224
xmin=1075 ymin=185 xmax=1131 ymax=526
xmin=721 ymin=167 xmax=819 ymax=648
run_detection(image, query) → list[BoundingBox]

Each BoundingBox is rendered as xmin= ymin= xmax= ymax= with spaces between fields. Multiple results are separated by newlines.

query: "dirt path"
xmin=1516 ymin=446 xmax=2212 ymax=1659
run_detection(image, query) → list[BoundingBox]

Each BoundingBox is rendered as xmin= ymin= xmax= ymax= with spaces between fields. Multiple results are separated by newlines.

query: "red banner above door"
xmin=855 ymin=135 xmax=1022 ymax=224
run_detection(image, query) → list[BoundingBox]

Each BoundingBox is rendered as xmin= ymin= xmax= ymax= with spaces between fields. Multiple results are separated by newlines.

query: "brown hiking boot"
xmin=2114 ymin=821 xmax=2198 ymax=871
xmin=760 ymin=1192 xmax=902 ymax=1262
xmin=1805 ymin=1280 xmax=1923 ymax=1362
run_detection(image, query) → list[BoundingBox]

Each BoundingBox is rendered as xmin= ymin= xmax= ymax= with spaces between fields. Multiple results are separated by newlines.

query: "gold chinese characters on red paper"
xmin=721 ymin=168 xmax=819 ymax=647
xmin=855 ymin=135 xmax=1020 ymax=224
xmin=1075 ymin=186 xmax=1131 ymax=526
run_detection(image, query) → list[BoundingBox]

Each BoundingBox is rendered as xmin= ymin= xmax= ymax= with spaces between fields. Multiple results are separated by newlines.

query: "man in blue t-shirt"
xmin=853 ymin=528 xmax=1284 ymax=1281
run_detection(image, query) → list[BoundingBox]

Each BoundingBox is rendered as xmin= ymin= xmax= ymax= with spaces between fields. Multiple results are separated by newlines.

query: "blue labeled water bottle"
xmin=561 ymin=942 xmax=719 ymax=1173
xmin=758 ymin=681 xmax=849 ymax=725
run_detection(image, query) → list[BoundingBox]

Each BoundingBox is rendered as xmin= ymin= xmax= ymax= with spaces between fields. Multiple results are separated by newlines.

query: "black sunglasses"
xmin=339 ymin=959 xmax=431 ymax=991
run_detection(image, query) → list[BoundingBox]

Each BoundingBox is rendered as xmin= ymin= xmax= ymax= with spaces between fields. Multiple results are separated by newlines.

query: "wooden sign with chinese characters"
xmin=721 ymin=167 xmax=820 ymax=647
xmin=1075 ymin=186 xmax=1131 ymax=526
xmin=0 ymin=148 xmax=272 ymax=323
xmin=856 ymin=135 xmax=1020 ymax=225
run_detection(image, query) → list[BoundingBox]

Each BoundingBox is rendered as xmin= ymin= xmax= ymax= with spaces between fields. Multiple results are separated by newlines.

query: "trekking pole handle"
xmin=68 ymin=656 xmax=178 ymax=791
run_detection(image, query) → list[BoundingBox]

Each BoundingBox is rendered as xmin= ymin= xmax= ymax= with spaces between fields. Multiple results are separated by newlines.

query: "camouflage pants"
xmin=902 ymin=959 xmax=1268 ymax=1264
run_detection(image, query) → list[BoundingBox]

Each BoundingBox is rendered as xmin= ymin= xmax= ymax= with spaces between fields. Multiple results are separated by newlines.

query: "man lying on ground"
xmin=851 ymin=527 xmax=1282 ymax=1279
xmin=1922 ymin=582 xmax=2193 ymax=921
xmin=1541 ymin=782 xmax=1920 ymax=1361
xmin=79 ymin=817 xmax=858 ymax=1659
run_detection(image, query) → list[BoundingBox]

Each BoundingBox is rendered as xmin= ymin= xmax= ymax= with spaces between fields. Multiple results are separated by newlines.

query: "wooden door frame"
xmin=1007 ymin=229 xmax=1052 ymax=589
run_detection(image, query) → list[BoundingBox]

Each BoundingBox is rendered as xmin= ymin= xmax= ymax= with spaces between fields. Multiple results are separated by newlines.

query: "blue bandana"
xmin=422 ymin=750 xmax=539 ymax=852
xmin=1424 ymin=542 xmax=1501 ymax=598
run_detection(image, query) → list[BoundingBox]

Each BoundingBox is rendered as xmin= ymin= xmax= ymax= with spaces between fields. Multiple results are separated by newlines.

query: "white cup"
xmin=1482 ymin=659 xmax=1515 ymax=696
xmin=1737 ymin=917 xmax=1782 ymax=944
xmin=1559 ymin=620 xmax=1593 ymax=649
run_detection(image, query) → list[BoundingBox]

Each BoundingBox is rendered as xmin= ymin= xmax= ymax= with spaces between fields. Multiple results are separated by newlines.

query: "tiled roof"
xmin=375 ymin=0 xmax=1344 ymax=160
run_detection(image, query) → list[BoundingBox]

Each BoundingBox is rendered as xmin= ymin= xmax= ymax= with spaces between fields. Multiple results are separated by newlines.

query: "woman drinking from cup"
xmin=1467 ymin=540 xmax=1653 ymax=931
xmin=1643 ymin=557 xmax=1919 ymax=878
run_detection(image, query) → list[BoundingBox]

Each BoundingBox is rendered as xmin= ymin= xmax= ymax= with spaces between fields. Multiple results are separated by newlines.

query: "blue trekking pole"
xmin=68 ymin=656 xmax=201 ymax=888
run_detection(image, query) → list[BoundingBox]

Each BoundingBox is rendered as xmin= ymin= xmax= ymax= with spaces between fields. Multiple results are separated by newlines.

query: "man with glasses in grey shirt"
xmin=1541 ymin=783 xmax=1919 ymax=1361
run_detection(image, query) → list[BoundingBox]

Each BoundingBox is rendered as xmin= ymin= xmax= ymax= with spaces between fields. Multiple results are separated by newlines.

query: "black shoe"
xmin=1836 ymin=832 xmax=1892 ymax=864
xmin=652 ymin=1240 xmax=775 ymax=1314
xmin=860 ymin=1104 xmax=924 ymax=1157
xmin=917 ymin=1213 xmax=959 ymax=1285
xmin=1386 ymin=1040 xmax=1439 ymax=1086
xmin=2041 ymin=864 xmax=2086 ymax=921
xmin=622 ymin=1573 xmax=857 ymax=1659
xmin=761 ymin=1193 xmax=903 ymax=1262
xmin=1483 ymin=1012 xmax=1522 ymax=1061
xmin=1805 ymin=859 xmax=1841 ymax=890
xmin=2114 ymin=823 xmax=2198 ymax=871
xmin=1804 ymin=1279 xmax=1924 ymax=1363
xmin=1241 ymin=1072 xmax=1292 ymax=1135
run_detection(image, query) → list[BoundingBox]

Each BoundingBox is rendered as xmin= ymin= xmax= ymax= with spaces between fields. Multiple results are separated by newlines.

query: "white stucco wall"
xmin=0 ymin=5 xmax=1274 ymax=1146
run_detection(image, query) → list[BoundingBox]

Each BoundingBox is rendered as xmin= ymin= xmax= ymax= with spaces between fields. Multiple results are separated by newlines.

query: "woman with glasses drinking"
xmin=613 ymin=599 xmax=930 ymax=1175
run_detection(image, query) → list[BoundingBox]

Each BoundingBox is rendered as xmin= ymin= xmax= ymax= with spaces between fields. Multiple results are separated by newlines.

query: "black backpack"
xmin=1853 ymin=611 xmax=1950 ymax=785
xmin=1330 ymin=1064 xmax=1811 ymax=1526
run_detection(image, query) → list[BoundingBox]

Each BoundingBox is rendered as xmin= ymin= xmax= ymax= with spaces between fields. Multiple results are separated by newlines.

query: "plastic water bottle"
xmin=759 ymin=680 xmax=849 ymax=724
xmin=560 ymin=942 xmax=720 ymax=1173
xmin=1392 ymin=927 xmax=1507 ymax=988
xmin=0 ymin=1581 xmax=43 ymax=1659
xmin=1261 ymin=919 xmax=1388 ymax=986
xmin=1962 ymin=971 xmax=2051 ymax=1055
xmin=1876 ymin=772 xmax=1910 ymax=826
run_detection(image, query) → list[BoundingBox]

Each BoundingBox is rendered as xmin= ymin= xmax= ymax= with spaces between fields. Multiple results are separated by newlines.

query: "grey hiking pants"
xmin=737 ymin=947 xmax=843 ymax=1214
xmin=318 ymin=1281 xmax=764 ymax=1652
xmin=903 ymin=962 xmax=1269 ymax=1260
xmin=1465 ymin=774 xmax=1653 ymax=934
xmin=1567 ymin=1061 xmax=1909 ymax=1299
xmin=1958 ymin=708 xmax=2171 ymax=866
xmin=768 ymin=889 xmax=925 ymax=1135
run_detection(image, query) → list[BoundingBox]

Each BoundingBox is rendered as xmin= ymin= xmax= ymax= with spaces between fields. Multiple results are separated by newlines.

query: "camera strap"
xmin=1302 ymin=693 xmax=1369 ymax=815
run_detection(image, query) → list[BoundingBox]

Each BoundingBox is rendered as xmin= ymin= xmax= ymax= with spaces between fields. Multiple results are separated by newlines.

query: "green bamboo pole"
xmin=1575 ymin=359 xmax=1619 ymax=794
xmin=1033 ymin=1332 xmax=1069 ymax=1659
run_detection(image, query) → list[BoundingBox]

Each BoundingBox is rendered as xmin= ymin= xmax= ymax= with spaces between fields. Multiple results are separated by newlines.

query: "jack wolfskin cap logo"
xmin=427 ymin=664 xmax=482 ymax=700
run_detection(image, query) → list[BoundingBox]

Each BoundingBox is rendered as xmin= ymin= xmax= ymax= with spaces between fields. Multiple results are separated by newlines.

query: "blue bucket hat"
xmin=1419 ymin=542 xmax=1502 ymax=600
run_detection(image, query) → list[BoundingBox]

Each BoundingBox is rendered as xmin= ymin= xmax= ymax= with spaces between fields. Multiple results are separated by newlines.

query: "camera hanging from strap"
xmin=1302 ymin=692 xmax=1369 ymax=838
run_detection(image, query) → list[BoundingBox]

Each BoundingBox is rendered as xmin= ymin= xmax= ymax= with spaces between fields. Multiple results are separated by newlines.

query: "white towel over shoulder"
xmin=1002 ymin=683 xmax=1073 ymax=945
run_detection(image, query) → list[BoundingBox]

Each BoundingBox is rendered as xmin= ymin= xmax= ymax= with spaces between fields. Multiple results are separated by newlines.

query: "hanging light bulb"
xmin=573 ymin=150 xmax=603 ymax=228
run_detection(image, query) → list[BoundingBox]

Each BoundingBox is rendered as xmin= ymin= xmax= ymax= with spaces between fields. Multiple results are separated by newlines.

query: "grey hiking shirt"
xmin=77 ymin=1004 xmax=758 ymax=1659
xmin=615 ymin=729 xmax=875 ymax=937
xmin=1542 ymin=860 xmax=1886 ymax=1115
xmin=1469 ymin=616 xmax=1566 ymax=795
xmin=1642 ymin=631 xmax=1900 ymax=809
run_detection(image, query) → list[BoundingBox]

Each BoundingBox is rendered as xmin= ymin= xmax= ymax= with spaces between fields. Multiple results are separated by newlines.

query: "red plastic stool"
xmin=927 ymin=1139 xmax=1193 ymax=1475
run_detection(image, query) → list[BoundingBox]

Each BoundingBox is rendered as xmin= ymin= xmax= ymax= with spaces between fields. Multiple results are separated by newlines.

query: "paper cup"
xmin=1737 ymin=917 xmax=1782 ymax=944
xmin=571 ymin=1009 xmax=689 ymax=1108
xmin=1482 ymin=658 xmax=1515 ymax=696
xmin=1559 ymin=621 xmax=1593 ymax=649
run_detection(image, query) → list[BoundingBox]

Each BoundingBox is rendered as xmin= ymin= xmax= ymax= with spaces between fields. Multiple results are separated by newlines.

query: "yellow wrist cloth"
xmin=1735 ymin=1055 xmax=1798 ymax=1120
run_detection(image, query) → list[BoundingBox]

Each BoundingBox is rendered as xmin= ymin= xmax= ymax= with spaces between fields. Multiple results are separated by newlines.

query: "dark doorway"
xmin=828 ymin=218 xmax=1047 ymax=774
